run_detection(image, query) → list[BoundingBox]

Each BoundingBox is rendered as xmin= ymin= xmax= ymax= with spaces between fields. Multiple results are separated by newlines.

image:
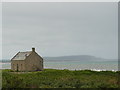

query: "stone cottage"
xmin=11 ymin=48 xmax=43 ymax=71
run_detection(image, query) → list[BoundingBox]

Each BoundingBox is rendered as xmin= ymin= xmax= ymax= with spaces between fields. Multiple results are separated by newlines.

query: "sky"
xmin=1 ymin=0 xmax=119 ymax=2
xmin=2 ymin=2 xmax=118 ymax=59
xmin=0 ymin=2 xmax=2 ymax=60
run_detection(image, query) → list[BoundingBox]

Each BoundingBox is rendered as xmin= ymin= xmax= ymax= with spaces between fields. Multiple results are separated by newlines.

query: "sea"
xmin=0 ymin=60 xmax=118 ymax=71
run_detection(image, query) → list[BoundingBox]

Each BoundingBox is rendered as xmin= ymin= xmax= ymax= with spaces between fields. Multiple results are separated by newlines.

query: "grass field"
xmin=2 ymin=69 xmax=120 ymax=88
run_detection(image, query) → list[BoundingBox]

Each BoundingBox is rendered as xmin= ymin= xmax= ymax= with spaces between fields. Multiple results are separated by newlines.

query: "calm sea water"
xmin=1 ymin=60 xmax=118 ymax=71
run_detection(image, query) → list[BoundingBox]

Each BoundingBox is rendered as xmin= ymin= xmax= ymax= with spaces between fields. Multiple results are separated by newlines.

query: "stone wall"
xmin=11 ymin=60 xmax=25 ymax=71
xmin=25 ymin=51 xmax=43 ymax=71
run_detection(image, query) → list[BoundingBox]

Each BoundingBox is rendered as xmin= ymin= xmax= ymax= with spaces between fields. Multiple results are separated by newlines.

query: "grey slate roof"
xmin=12 ymin=51 xmax=32 ymax=60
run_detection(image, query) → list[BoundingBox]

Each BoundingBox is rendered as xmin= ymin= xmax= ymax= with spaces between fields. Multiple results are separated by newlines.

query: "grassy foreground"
xmin=2 ymin=69 xmax=120 ymax=88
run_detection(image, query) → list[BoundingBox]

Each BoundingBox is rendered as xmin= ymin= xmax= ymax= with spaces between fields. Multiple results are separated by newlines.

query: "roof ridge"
xmin=19 ymin=51 xmax=32 ymax=53
xmin=20 ymin=51 xmax=32 ymax=52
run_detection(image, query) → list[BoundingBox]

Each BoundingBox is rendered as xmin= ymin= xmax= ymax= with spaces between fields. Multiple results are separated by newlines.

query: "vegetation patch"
xmin=2 ymin=69 xmax=120 ymax=88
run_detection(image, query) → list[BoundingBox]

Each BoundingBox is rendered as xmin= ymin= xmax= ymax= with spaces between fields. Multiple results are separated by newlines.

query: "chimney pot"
xmin=32 ymin=48 xmax=35 ymax=52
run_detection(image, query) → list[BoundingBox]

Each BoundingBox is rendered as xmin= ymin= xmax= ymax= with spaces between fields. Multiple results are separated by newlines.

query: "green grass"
xmin=2 ymin=69 xmax=120 ymax=88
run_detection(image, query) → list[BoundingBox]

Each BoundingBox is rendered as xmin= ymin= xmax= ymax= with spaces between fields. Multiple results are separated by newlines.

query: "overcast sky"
xmin=2 ymin=2 xmax=118 ymax=59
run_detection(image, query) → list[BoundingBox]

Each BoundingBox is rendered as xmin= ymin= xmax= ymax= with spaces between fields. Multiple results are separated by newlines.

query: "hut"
xmin=11 ymin=48 xmax=43 ymax=71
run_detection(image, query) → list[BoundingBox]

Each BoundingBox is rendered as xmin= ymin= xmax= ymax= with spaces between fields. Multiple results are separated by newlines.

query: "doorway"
xmin=17 ymin=64 xmax=19 ymax=72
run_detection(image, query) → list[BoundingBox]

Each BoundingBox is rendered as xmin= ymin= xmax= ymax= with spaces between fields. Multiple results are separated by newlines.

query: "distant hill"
xmin=1 ymin=55 xmax=117 ymax=63
xmin=43 ymin=55 xmax=117 ymax=62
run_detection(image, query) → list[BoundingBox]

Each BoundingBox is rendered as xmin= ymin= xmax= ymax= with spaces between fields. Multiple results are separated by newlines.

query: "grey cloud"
xmin=2 ymin=2 xmax=118 ymax=59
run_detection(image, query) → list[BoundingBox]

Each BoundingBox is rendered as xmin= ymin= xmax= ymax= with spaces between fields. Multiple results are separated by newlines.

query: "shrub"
xmin=2 ymin=69 xmax=118 ymax=88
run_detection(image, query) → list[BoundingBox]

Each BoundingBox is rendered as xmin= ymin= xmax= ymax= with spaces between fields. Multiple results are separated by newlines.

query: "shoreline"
xmin=1 ymin=62 xmax=118 ymax=72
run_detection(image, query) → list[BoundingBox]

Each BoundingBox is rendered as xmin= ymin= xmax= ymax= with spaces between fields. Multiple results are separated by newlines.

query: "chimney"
xmin=32 ymin=48 xmax=35 ymax=52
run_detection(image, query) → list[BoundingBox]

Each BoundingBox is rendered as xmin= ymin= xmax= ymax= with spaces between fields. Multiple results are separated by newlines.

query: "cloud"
xmin=2 ymin=2 xmax=118 ymax=59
